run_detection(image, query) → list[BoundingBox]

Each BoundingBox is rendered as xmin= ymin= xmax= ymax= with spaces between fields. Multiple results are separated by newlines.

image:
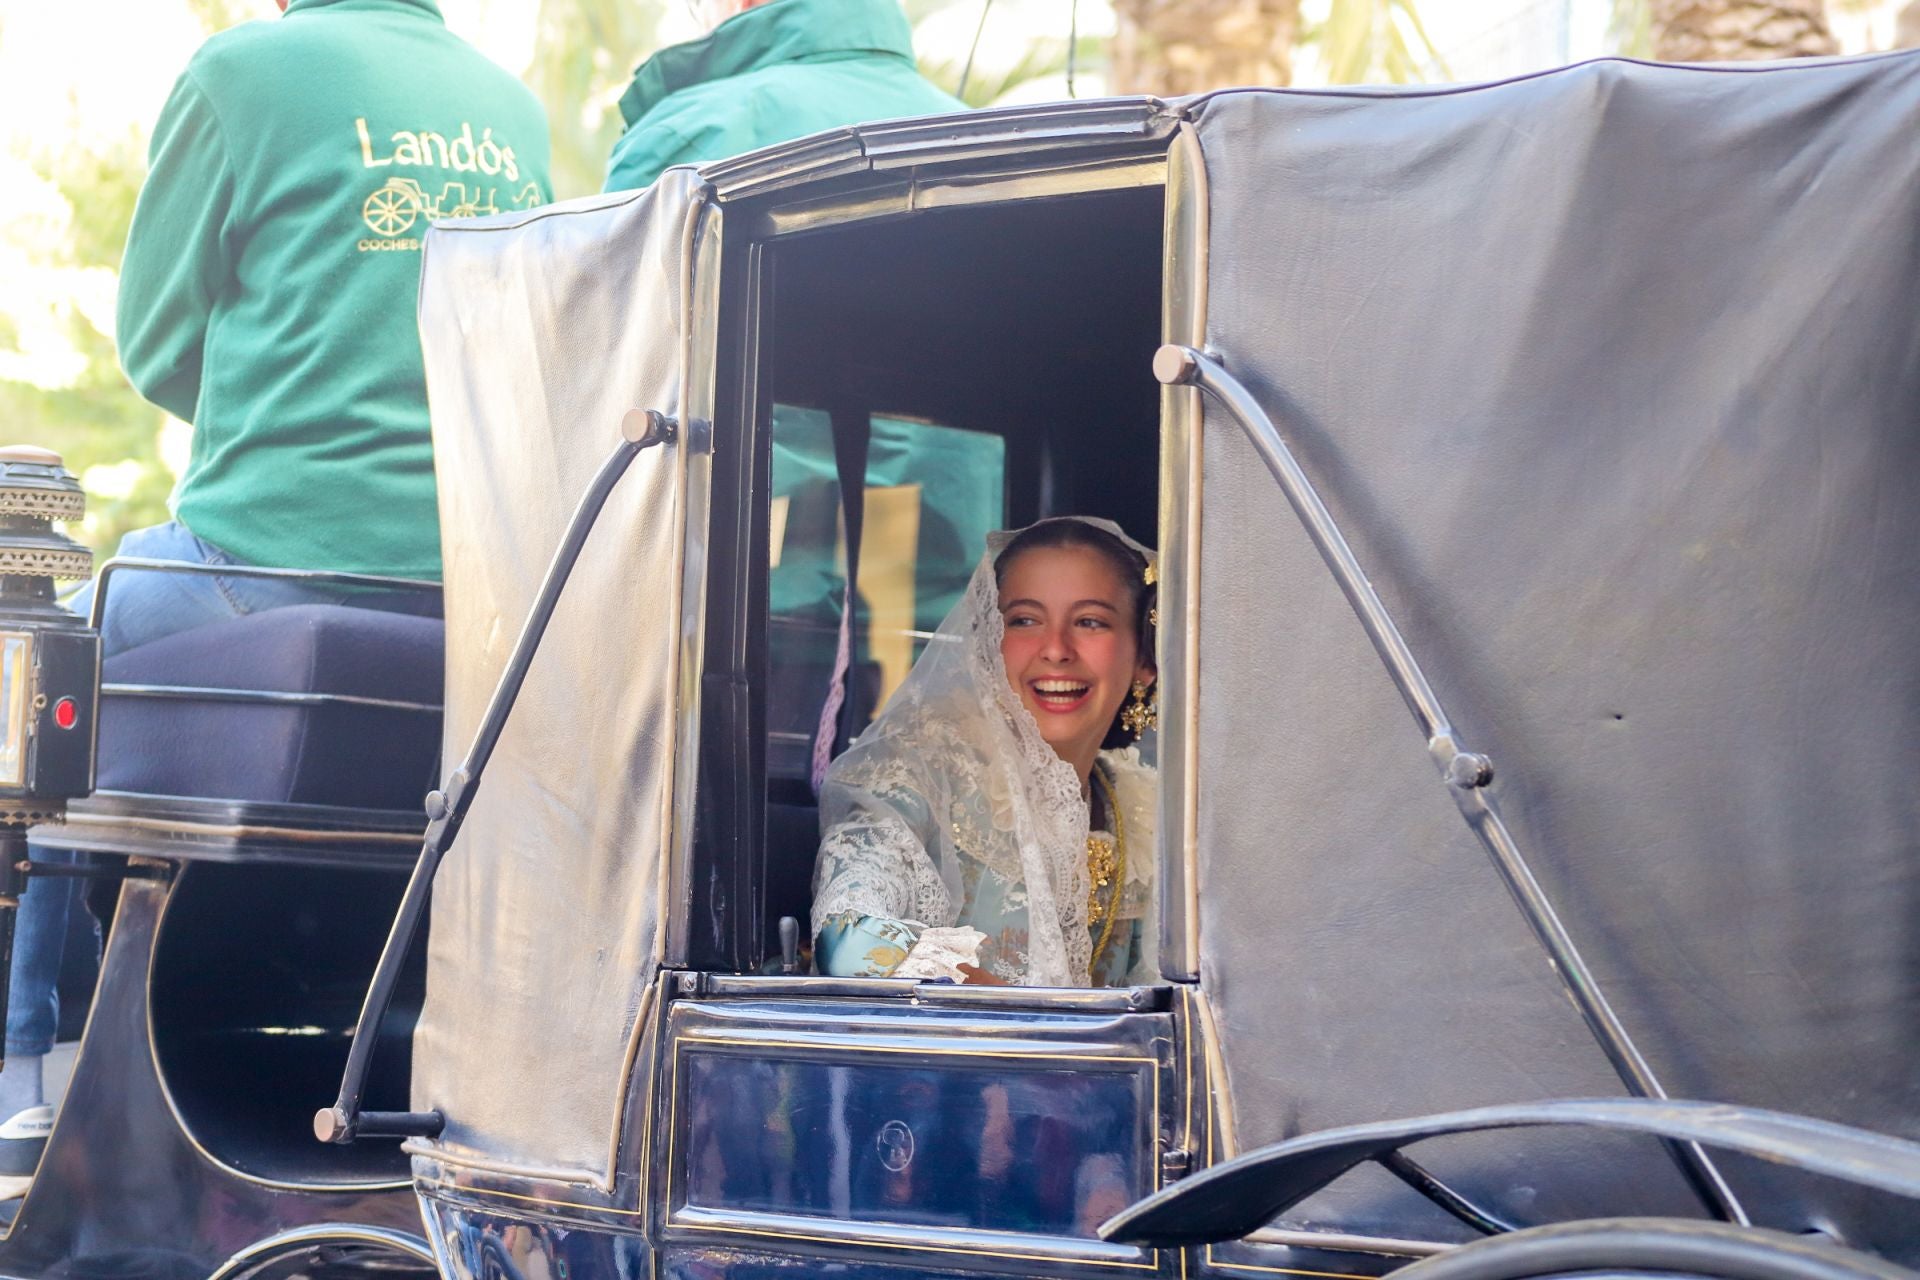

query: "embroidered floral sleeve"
xmin=816 ymin=912 xmax=918 ymax=977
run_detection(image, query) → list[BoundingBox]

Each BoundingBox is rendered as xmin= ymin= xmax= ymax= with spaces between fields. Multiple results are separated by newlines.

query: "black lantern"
xmin=0 ymin=446 xmax=99 ymax=1061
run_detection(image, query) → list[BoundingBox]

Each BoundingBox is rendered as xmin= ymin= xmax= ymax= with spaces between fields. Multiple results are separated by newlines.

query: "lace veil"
xmin=811 ymin=516 xmax=1156 ymax=986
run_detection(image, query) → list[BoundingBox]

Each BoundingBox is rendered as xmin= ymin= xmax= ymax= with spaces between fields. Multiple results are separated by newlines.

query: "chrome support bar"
xmin=1152 ymin=343 xmax=1748 ymax=1228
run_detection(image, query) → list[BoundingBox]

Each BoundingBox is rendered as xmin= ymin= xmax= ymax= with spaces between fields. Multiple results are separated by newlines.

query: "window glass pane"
xmin=767 ymin=406 xmax=1005 ymax=781
xmin=0 ymin=634 xmax=30 ymax=788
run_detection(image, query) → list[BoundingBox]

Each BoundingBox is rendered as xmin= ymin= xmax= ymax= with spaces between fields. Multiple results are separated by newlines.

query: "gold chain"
xmin=1086 ymin=763 xmax=1124 ymax=972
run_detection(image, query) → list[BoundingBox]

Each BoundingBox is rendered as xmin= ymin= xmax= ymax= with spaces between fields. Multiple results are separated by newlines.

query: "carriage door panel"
xmin=659 ymin=992 xmax=1175 ymax=1276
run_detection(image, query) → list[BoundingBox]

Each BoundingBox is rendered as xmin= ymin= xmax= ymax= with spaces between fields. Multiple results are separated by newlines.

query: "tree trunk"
xmin=1109 ymin=0 xmax=1303 ymax=95
xmin=1898 ymin=0 xmax=1920 ymax=48
xmin=1650 ymin=0 xmax=1838 ymax=61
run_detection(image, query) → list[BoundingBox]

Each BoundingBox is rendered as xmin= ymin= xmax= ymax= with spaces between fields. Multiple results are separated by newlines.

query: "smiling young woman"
xmin=995 ymin=522 xmax=1158 ymax=789
xmin=811 ymin=517 xmax=1160 ymax=988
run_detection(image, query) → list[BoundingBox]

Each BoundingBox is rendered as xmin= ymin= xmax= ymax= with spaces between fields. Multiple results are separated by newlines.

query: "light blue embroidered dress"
xmin=818 ymin=751 xmax=1156 ymax=985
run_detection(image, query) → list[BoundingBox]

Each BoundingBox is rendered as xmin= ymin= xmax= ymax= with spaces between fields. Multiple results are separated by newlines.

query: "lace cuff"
xmin=817 ymin=915 xmax=988 ymax=981
xmin=892 ymin=925 xmax=989 ymax=981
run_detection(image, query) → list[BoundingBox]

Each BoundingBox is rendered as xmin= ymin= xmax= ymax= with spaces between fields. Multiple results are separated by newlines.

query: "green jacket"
xmin=605 ymin=0 xmax=960 ymax=192
xmin=117 ymin=0 xmax=551 ymax=578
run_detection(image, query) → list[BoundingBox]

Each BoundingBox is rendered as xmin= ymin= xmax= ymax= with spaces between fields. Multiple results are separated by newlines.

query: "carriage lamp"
xmin=0 ymin=445 xmax=99 ymax=1067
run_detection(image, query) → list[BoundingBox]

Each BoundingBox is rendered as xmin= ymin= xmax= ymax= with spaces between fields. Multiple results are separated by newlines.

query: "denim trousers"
xmin=4 ymin=521 xmax=435 ymax=1056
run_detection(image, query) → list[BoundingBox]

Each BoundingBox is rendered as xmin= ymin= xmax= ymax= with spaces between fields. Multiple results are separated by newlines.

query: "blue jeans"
xmin=6 ymin=522 xmax=437 ymax=1056
xmin=6 ymin=850 xmax=87 ymax=1059
xmin=66 ymin=521 xmax=400 ymax=655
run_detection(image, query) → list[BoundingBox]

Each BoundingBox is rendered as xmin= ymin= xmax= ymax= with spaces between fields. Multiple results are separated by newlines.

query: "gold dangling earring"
xmin=1120 ymin=679 xmax=1158 ymax=738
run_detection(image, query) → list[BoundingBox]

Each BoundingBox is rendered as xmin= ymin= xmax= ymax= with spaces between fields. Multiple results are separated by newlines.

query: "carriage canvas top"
xmin=377 ymin=47 xmax=1920 ymax=1279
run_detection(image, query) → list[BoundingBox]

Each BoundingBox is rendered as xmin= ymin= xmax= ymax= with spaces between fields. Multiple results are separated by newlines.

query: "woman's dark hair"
xmin=993 ymin=519 xmax=1157 ymax=750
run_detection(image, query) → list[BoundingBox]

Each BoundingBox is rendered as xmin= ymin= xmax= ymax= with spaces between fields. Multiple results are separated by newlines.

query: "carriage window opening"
xmin=744 ymin=186 xmax=1168 ymax=986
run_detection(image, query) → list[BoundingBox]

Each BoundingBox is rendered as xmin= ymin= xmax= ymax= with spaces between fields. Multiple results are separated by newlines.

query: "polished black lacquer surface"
xmin=0 ymin=876 xmax=423 ymax=1279
xmin=679 ymin=1053 xmax=1145 ymax=1235
xmin=665 ymin=995 xmax=1166 ymax=1258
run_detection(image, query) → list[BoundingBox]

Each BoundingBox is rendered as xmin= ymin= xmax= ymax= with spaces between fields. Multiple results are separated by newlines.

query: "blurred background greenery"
xmin=0 ymin=0 xmax=1910 ymax=556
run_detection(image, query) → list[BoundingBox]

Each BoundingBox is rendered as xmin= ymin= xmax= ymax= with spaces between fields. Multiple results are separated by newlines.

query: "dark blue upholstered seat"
xmin=96 ymin=605 xmax=443 ymax=811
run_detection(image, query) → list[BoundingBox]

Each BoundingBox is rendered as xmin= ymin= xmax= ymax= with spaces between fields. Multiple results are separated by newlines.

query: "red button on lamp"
xmin=52 ymin=697 xmax=75 ymax=731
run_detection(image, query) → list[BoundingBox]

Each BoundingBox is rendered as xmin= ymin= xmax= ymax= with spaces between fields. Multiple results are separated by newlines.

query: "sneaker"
xmin=0 ymin=1105 xmax=51 ymax=1200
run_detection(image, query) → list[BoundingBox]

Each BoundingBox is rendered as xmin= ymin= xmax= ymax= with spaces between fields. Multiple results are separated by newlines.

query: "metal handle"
xmin=778 ymin=916 xmax=800 ymax=974
xmin=315 ymin=409 xmax=677 ymax=1146
xmin=1154 ymin=343 xmax=1748 ymax=1227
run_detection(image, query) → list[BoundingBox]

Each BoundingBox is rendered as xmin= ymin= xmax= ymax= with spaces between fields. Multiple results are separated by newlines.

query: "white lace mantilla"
xmin=812 ymin=517 xmax=1157 ymax=987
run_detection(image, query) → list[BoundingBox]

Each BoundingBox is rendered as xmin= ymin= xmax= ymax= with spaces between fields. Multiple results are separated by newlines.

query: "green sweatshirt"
xmin=117 ymin=0 xmax=551 ymax=578
xmin=605 ymin=0 xmax=961 ymax=192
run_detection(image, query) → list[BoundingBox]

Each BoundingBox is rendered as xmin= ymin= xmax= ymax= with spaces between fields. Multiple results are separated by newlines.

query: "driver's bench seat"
xmin=38 ymin=603 xmax=444 ymax=865
xmin=95 ymin=604 xmax=443 ymax=811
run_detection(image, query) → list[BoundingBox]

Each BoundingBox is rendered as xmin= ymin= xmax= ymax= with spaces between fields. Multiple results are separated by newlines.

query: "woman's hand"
xmin=957 ymin=963 xmax=1008 ymax=986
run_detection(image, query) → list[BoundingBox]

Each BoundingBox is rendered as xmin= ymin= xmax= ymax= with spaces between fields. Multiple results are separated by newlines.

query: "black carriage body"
xmin=397 ymin=50 xmax=1920 ymax=1280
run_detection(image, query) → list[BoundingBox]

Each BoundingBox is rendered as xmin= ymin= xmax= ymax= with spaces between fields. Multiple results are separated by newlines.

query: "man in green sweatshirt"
xmin=116 ymin=0 xmax=552 ymax=599
xmin=0 ymin=0 xmax=552 ymax=1191
xmin=605 ymin=0 xmax=959 ymax=191
xmin=605 ymin=0 xmax=968 ymax=790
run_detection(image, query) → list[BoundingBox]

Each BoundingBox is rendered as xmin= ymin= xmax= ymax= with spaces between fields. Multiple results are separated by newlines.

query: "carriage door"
xmin=402 ymin=169 xmax=715 ymax=1198
xmin=652 ymin=176 xmax=1184 ymax=1275
xmin=654 ymin=383 xmax=1181 ymax=1272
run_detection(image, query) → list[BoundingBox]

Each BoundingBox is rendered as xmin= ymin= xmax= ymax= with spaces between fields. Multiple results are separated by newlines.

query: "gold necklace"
xmin=1086 ymin=763 xmax=1124 ymax=972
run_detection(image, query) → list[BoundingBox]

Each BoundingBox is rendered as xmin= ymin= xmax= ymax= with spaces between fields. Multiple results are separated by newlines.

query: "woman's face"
xmin=998 ymin=544 xmax=1154 ymax=775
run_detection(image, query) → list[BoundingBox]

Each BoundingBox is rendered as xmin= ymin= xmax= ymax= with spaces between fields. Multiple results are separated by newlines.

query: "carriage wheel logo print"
xmin=363 ymin=177 xmax=544 ymax=237
xmin=363 ymin=180 xmax=423 ymax=236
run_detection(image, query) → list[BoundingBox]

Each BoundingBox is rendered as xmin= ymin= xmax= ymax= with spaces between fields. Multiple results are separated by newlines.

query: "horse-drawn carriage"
xmin=6 ymin=43 xmax=1920 ymax=1280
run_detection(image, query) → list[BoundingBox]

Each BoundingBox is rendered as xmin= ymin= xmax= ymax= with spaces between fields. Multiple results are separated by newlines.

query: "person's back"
xmin=605 ymin=0 xmax=959 ymax=192
xmin=117 ymin=0 xmax=553 ymax=581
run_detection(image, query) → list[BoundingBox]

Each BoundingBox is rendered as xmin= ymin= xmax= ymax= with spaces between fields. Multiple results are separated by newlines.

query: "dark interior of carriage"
xmin=702 ymin=182 xmax=1167 ymax=971
xmin=150 ymin=859 xmax=425 ymax=1184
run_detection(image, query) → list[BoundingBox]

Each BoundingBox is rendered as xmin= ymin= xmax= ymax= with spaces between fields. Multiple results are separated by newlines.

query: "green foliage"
xmin=184 ymin=0 xmax=259 ymax=33
xmin=909 ymin=0 xmax=1444 ymax=97
xmin=0 ymin=2 xmax=260 ymax=557
xmin=44 ymin=131 xmax=146 ymax=278
xmin=526 ymin=0 xmax=667 ymax=198
xmin=904 ymin=0 xmax=1106 ymax=106
xmin=0 ymin=138 xmax=171 ymax=556
xmin=919 ymin=34 xmax=1083 ymax=106
xmin=1609 ymin=0 xmax=1653 ymax=57
xmin=1308 ymin=0 xmax=1450 ymax=84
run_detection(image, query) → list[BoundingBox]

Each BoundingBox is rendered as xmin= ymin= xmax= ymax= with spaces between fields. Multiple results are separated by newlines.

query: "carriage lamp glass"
xmin=0 ymin=445 xmax=97 ymax=811
xmin=0 ymin=633 xmax=29 ymax=789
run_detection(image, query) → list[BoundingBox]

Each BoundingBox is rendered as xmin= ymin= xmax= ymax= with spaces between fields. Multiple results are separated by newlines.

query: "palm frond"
xmin=911 ymin=0 xmax=1108 ymax=106
xmin=1308 ymin=0 xmax=1449 ymax=84
xmin=527 ymin=0 xmax=667 ymax=198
